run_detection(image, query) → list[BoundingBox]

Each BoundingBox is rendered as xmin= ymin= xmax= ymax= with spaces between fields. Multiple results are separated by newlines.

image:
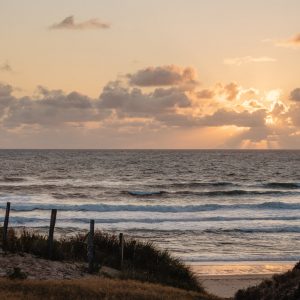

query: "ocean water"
xmin=0 ymin=150 xmax=299 ymax=265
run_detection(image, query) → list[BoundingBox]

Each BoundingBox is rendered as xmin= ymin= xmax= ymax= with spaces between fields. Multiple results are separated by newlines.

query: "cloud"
xmin=128 ymin=65 xmax=199 ymax=88
xmin=99 ymin=81 xmax=192 ymax=118
xmin=0 ymin=85 xmax=104 ymax=128
xmin=223 ymin=82 xmax=239 ymax=101
xmin=289 ymin=89 xmax=300 ymax=126
xmin=290 ymin=105 xmax=300 ymax=127
xmin=0 ymin=83 xmax=13 ymax=97
xmin=223 ymin=56 xmax=277 ymax=66
xmin=224 ymin=126 xmax=272 ymax=148
xmin=155 ymin=109 xmax=267 ymax=129
xmin=276 ymin=33 xmax=300 ymax=48
xmin=0 ymin=83 xmax=15 ymax=117
xmin=0 ymin=79 xmax=266 ymax=130
xmin=196 ymin=89 xmax=215 ymax=99
xmin=290 ymin=88 xmax=300 ymax=102
xmin=1 ymin=64 xmax=300 ymax=148
xmin=98 ymin=80 xmax=268 ymax=128
xmin=0 ymin=62 xmax=13 ymax=72
xmin=197 ymin=109 xmax=266 ymax=127
xmin=225 ymin=124 xmax=300 ymax=149
xmin=49 ymin=15 xmax=110 ymax=30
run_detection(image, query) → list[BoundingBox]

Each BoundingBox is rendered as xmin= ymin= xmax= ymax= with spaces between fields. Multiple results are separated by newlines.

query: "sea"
xmin=0 ymin=150 xmax=299 ymax=273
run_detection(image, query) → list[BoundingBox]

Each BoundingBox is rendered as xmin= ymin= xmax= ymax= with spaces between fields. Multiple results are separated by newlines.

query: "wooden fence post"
xmin=2 ymin=202 xmax=11 ymax=250
xmin=47 ymin=209 xmax=57 ymax=259
xmin=88 ymin=219 xmax=95 ymax=273
xmin=119 ymin=233 xmax=124 ymax=269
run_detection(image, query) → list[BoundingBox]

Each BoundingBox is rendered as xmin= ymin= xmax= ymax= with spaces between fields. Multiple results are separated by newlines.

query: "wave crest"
xmin=1 ymin=201 xmax=300 ymax=213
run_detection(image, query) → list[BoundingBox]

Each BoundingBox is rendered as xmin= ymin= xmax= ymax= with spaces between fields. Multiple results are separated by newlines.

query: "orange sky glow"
xmin=0 ymin=0 xmax=300 ymax=149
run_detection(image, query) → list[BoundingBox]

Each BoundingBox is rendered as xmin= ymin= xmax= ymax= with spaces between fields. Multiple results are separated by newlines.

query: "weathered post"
xmin=119 ymin=233 xmax=124 ymax=269
xmin=47 ymin=209 xmax=57 ymax=259
xmin=2 ymin=202 xmax=11 ymax=250
xmin=88 ymin=219 xmax=95 ymax=273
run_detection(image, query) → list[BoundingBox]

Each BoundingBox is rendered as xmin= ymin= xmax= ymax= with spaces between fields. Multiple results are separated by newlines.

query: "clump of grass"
xmin=0 ymin=227 xmax=202 ymax=292
xmin=7 ymin=267 xmax=27 ymax=280
xmin=235 ymin=262 xmax=300 ymax=300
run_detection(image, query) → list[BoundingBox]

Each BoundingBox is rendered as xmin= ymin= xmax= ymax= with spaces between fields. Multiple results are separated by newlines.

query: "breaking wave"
xmin=1 ymin=201 xmax=300 ymax=213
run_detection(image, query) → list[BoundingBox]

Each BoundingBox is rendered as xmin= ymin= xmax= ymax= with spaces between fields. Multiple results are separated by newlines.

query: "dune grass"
xmin=0 ymin=228 xmax=202 ymax=292
xmin=0 ymin=277 xmax=221 ymax=300
xmin=235 ymin=261 xmax=300 ymax=300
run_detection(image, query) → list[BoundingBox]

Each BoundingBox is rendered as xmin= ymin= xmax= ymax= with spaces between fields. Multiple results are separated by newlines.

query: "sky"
xmin=0 ymin=0 xmax=300 ymax=149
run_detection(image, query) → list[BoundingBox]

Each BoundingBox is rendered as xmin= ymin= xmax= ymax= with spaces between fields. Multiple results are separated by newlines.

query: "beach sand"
xmin=191 ymin=262 xmax=295 ymax=298
xmin=198 ymin=274 xmax=271 ymax=298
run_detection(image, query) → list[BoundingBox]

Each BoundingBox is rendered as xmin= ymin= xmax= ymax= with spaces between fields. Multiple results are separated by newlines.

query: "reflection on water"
xmin=192 ymin=261 xmax=295 ymax=276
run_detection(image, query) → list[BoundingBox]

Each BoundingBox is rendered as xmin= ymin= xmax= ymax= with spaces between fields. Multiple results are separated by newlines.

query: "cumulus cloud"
xmin=224 ymin=126 xmax=272 ymax=148
xmin=128 ymin=65 xmax=199 ymax=88
xmin=0 ymin=79 xmax=266 ymax=130
xmin=98 ymin=80 xmax=268 ymax=128
xmin=289 ymin=89 xmax=300 ymax=126
xmin=99 ymin=81 xmax=192 ymax=118
xmin=196 ymin=89 xmax=215 ymax=99
xmin=1 ymin=64 xmax=300 ymax=148
xmin=0 ymin=62 xmax=13 ymax=72
xmin=0 ymin=83 xmax=13 ymax=97
xmin=276 ymin=33 xmax=300 ymax=48
xmin=290 ymin=88 xmax=300 ymax=102
xmin=0 ymin=85 xmax=104 ymax=128
xmin=0 ymin=83 xmax=15 ymax=117
xmin=155 ymin=109 xmax=267 ymax=129
xmin=222 ymin=82 xmax=239 ymax=101
xmin=225 ymin=124 xmax=300 ymax=149
xmin=224 ymin=56 xmax=277 ymax=66
xmin=49 ymin=15 xmax=110 ymax=30
xmin=290 ymin=105 xmax=300 ymax=127
xmin=197 ymin=109 xmax=266 ymax=127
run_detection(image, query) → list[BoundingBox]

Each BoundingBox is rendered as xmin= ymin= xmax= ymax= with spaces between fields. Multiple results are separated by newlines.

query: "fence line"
xmin=119 ymin=232 xmax=124 ymax=269
xmin=47 ymin=209 xmax=57 ymax=259
xmin=2 ymin=202 xmax=10 ymax=250
xmin=88 ymin=219 xmax=95 ymax=273
xmin=1 ymin=203 xmax=125 ymax=271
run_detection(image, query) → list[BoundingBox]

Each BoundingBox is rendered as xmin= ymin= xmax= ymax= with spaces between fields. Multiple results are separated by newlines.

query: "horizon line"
xmin=0 ymin=148 xmax=298 ymax=151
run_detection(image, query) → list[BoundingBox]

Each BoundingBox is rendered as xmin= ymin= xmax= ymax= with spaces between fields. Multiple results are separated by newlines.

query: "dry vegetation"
xmin=3 ymin=227 xmax=300 ymax=299
xmin=0 ymin=277 xmax=220 ymax=300
xmin=0 ymin=228 xmax=202 ymax=292
xmin=235 ymin=262 xmax=300 ymax=300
